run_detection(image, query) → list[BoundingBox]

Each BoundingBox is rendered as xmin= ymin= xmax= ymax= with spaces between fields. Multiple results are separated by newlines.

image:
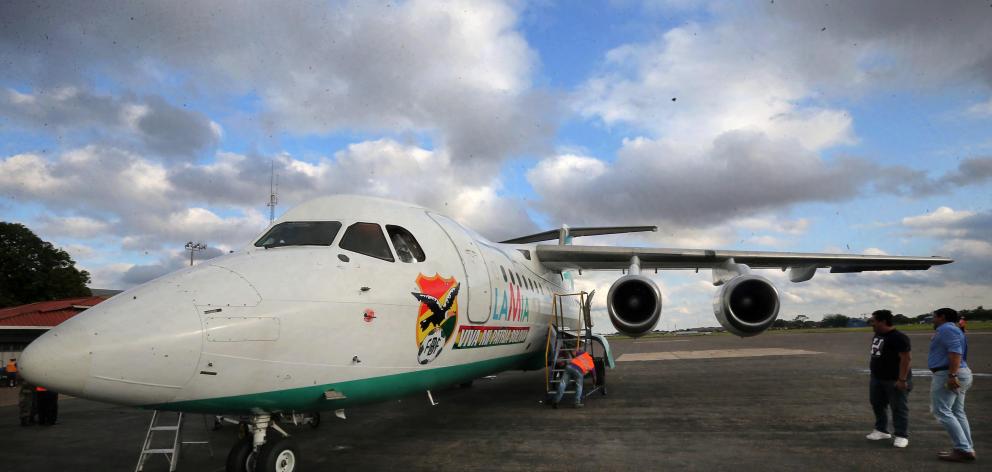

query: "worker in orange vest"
xmin=551 ymin=349 xmax=595 ymax=408
xmin=5 ymin=358 xmax=16 ymax=387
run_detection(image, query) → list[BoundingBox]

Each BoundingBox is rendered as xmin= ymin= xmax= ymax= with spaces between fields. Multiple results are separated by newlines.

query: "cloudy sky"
xmin=1 ymin=0 xmax=989 ymax=328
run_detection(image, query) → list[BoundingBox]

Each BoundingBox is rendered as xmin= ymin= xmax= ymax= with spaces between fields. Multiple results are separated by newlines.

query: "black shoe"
xmin=938 ymin=449 xmax=976 ymax=462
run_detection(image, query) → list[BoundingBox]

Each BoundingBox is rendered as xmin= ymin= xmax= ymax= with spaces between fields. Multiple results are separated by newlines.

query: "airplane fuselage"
xmin=21 ymin=196 xmax=580 ymax=415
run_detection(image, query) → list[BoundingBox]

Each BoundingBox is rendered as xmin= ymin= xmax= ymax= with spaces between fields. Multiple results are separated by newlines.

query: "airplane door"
xmin=427 ymin=212 xmax=492 ymax=323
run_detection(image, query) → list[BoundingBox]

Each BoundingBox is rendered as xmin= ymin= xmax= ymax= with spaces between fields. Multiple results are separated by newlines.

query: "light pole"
xmin=185 ymin=241 xmax=206 ymax=266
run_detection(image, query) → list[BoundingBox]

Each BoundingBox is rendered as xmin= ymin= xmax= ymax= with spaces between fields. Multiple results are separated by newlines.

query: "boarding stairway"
xmin=545 ymin=292 xmax=608 ymax=402
xmin=135 ymin=411 xmax=213 ymax=472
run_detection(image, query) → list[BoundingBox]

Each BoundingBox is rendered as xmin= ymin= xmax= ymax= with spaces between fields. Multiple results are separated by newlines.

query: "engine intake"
xmin=607 ymin=275 xmax=662 ymax=337
xmin=713 ymin=275 xmax=780 ymax=337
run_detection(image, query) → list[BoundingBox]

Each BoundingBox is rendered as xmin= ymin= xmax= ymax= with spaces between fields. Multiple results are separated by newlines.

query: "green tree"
xmin=0 ymin=222 xmax=91 ymax=308
xmin=821 ymin=314 xmax=850 ymax=328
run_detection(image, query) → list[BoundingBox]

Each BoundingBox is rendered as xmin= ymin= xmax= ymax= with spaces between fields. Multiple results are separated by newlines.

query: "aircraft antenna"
xmin=266 ymin=159 xmax=279 ymax=224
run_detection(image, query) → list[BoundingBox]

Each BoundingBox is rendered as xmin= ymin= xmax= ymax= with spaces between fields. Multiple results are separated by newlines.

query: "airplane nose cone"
xmin=19 ymin=264 xmax=259 ymax=405
xmin=20 ymin=320 xmax=92 ymax=395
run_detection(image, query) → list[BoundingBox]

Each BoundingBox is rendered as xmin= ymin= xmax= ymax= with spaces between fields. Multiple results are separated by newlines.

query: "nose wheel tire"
xmin=256 ymin=436 xmax=299 ymax=472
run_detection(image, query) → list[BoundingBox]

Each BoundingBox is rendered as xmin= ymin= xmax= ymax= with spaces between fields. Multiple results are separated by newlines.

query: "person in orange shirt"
xmin=5 ymin=359 xmax=16 ymax=387
xmin=551 ymin=349 xmax=595 ymax=408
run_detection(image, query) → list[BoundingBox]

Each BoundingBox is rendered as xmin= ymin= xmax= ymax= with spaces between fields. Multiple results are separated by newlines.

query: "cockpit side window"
xmin=340 ymin=223 xmax=395 ymax=262
xmin=254 ymin=221 xmax=342 ymax=248
xmin=386 ymin=225 xmax=426 ymax=263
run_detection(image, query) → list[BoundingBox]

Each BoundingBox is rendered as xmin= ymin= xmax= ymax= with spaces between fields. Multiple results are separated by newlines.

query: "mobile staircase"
xmin=135 ymin=411 xmax=214 ymax=471
xmin=545 ymin=291 xmax=610 ymax=405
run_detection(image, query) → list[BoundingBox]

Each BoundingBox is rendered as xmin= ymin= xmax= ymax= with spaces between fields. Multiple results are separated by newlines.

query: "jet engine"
xmin=607 ymin=274 xmax=662 ymax=337
xmin=713 ymin=275 xmax=780 ymax=337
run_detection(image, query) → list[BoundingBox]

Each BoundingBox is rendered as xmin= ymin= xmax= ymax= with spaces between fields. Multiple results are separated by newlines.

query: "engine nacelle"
xmin=713 ymin=275 xmax=780 ymax=337
xmin=607 ymin=275 xmax=662 ymax=337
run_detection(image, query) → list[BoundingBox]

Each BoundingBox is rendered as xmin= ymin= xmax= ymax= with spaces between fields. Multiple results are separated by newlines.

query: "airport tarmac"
xmin=1 ymin=330 xmax=988 ymax=471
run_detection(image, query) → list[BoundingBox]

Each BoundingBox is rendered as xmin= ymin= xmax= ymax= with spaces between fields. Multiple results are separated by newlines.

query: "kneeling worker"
xmin=552 ymin=349 xmax=595 ymax=409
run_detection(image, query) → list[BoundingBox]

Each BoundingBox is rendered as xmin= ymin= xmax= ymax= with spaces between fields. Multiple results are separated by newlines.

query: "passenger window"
xmin=254 ymin=221 xmax=341 ymax=248
xmin=339 ymin=223 xmax=394 ymax=262
xmin=386 ymin=225 xmax=426 ymax=263
xmin=500 ymin=266 xmax=507 ymax=282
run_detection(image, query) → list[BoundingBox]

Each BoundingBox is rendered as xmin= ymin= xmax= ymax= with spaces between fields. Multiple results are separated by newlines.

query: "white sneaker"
xmin=893 ymin=437 xmax=909 ymax=448
xmin=866 ymin=430 xmax=892 ymax=440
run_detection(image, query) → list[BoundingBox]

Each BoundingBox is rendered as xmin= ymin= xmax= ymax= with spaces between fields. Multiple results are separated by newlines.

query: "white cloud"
xmin=901 ymin=207 xmax=977 ymax=239
xmin=86 ymin=263 xmax=135 ymax=289
xmin=37 ymin=216 xmax=110 ymax=239
xmin=0 ymin=87 xmax=219 ymax=158
xmin=576 ymin=22 xmax=856 ymax=152
xmin=942 ymin=239 xmax=992 ymax=259
xmin=965 ymin=97 xmax=992 ymax=118
xmin=527 ymin=154 xmax=607 ymax=189
xmin=531 ymin=1 xmax=992 ymax=247
xmin=530 ymin=132 xmax=874 ymax=228
xmin=62 ymin=243 xmax=96 ymax=260
xmin=735 ymin=216 xmax=810 ymax=236
xmin=0 ymin=0 xmax=553 ymax=167
xmin=745 ymin=235 xmax=783 ymax=247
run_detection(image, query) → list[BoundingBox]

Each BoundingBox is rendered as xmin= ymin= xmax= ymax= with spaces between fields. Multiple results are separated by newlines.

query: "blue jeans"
xmin=553 ymin=365 xmax=584 ymax=405
xmin=931 ymin=369 xmax=973 ymax=453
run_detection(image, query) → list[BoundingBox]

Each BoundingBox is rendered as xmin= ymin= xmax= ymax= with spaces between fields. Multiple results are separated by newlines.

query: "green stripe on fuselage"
xmin=147 ymin=351 xmax=544 ymax=414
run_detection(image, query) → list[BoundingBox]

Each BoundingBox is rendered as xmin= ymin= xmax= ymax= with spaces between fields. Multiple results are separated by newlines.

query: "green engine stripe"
xmin=147 ymin=351 xmax=543 ymax=414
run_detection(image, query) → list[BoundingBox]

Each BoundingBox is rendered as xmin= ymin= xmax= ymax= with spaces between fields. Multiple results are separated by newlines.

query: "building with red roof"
xmin=0 ymin=294 xmax=117 ymax=372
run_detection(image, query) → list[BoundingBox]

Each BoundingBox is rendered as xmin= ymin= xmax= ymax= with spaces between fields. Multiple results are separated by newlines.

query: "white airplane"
xmin=19 ymin=195 xmax=951 ymax=472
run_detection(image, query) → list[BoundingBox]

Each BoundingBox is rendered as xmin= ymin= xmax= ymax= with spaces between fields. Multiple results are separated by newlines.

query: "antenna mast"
xmin=266 ymin=159 xmax=279 ymax=224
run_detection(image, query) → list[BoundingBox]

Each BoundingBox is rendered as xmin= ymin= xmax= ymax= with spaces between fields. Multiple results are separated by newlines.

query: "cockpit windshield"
xmin=254 ymin=221 xmax=342 ymax=248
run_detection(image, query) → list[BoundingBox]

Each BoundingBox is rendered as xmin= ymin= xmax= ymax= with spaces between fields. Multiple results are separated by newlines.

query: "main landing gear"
xmin=226 ymin=414 xmax=299 ymax=472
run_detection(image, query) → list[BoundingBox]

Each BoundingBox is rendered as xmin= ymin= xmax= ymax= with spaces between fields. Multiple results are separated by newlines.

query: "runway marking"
xmin=859 ymin=369 xmax=991 ymax=378
xmin=633 ymin=339 xmax=691 ymax=344
xmin=617 ymin=348 xmax=822 ymax=362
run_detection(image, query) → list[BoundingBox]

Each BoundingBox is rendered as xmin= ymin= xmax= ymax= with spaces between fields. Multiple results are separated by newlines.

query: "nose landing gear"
xmin=225 ymin=414 xmax=299 ymax=472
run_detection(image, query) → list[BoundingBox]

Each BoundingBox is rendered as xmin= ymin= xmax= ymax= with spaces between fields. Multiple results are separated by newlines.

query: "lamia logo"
xmin=412 ymin=273 xmax=460 ymax=365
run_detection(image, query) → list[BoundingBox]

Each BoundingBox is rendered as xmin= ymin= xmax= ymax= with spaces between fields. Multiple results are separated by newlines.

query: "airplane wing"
xmin=536 ymin=245 xmax=952 ymax=274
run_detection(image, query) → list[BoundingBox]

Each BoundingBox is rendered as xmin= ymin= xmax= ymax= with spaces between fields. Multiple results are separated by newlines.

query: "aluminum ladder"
xmin=545 ymin=292 xmax=588 ymax=398
xmin=135 ymin=411 xmax=213 ymax=471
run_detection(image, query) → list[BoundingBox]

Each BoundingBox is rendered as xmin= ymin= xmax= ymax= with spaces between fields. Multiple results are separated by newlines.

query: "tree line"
xmin=772 ymin=306 xmax=992 ymax=329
